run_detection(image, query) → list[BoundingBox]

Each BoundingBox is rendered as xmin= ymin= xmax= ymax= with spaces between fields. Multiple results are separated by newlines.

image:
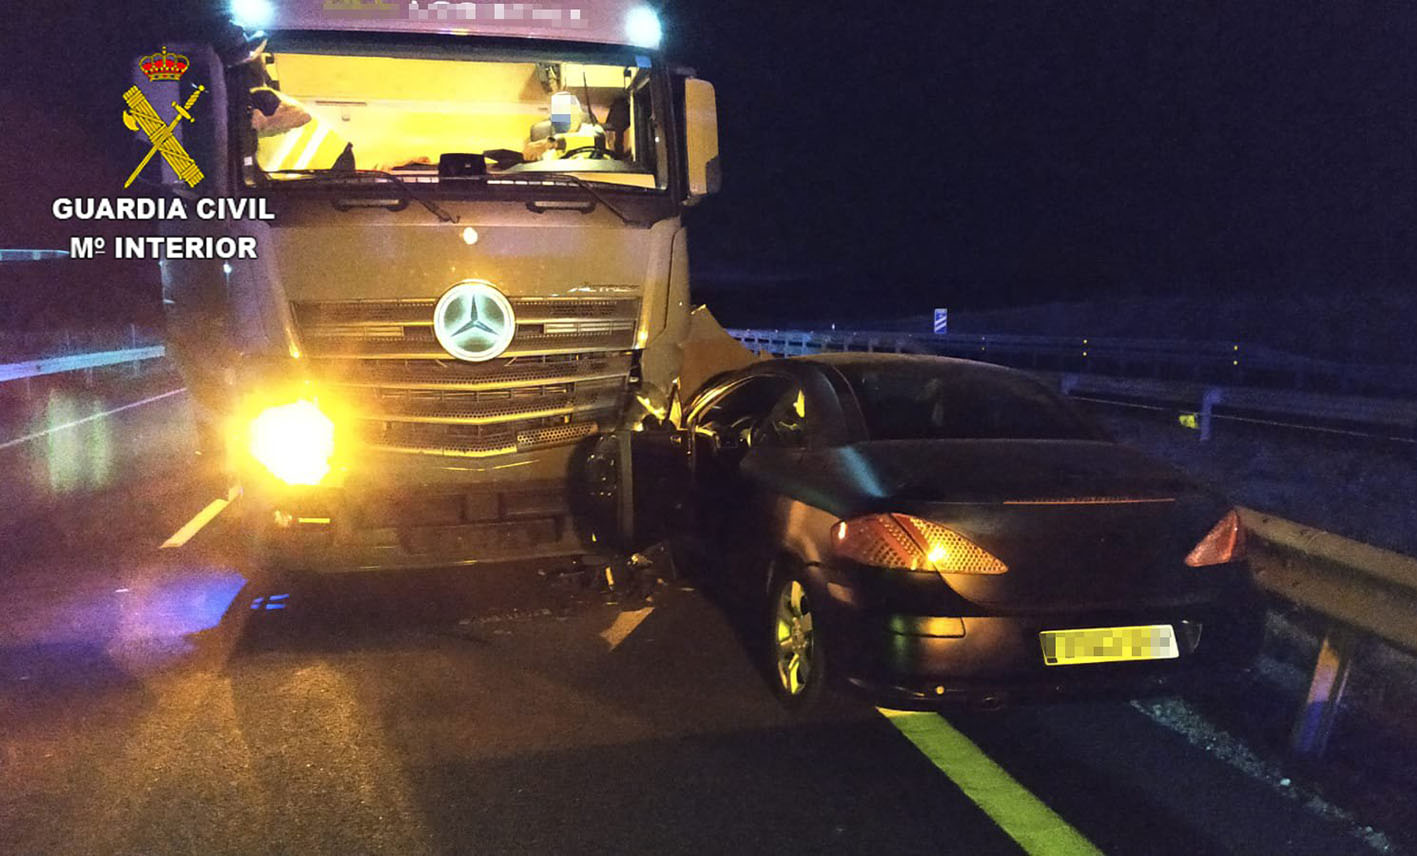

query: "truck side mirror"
xmin=683 ymin=78 xmax=720 ymax=201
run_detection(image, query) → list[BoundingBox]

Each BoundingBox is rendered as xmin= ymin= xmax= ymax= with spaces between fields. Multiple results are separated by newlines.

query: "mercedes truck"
xmin=151 ymin=0 xmax=723 ymax=573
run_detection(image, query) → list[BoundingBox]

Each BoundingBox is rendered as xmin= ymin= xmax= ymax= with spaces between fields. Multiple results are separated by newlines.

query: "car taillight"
xmin=831 ymin=513 xmax=1008 ymax=574
xmin=1185 ymin=509 xmax=1246 ymax=567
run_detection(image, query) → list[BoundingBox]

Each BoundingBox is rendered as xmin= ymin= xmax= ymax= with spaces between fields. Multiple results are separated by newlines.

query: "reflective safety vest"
xmin=254 ymin=90 xmax=351 ymax=172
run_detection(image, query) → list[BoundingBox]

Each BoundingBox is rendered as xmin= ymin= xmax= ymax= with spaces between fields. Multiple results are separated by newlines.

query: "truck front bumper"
xmin=244 ymin=443 xmax=616 ymax=573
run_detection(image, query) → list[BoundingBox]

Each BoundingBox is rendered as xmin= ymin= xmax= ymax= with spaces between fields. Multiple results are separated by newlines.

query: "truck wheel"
xmin=766 ymin=565 xmax=828 ymax=711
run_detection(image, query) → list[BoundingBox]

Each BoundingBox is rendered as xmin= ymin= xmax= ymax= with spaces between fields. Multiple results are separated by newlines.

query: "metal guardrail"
xmin=730 ymin=328 xmax=1417 ymax=442
xmin=730 ymin=327 xmax=1417 ymax=398
xmin=1056 ymin=374 xmax=1417 ymax=443
xmin=1244 ymin=509 xmax=1417 ymax=654
xmin=0 ymin=249 xmax=69 ymax=261
xmin=1242 ymin=508 xmax=1417 ymax=757
xmin=0 ymin=345 xmax=167 ymax=383
xmin=0 ymin=326 xmax=163 ymax=360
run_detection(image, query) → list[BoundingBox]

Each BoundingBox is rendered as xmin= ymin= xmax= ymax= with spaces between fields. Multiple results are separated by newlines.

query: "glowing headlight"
xmin=625 ymin=7 xmax=662 ymax=49
xmin=248 ymin=399 xmax=335 ymax=486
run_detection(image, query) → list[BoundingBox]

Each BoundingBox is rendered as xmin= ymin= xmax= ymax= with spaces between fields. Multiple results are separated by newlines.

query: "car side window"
xmin=692 ymin=375 xmax=798 ymax=457
xmin=749 ymin=385 xmax=811 ymax=449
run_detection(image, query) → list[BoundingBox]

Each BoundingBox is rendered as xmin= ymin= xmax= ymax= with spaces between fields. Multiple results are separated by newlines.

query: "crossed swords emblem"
xmin=122 ymin=84 xmax=206 ymax=188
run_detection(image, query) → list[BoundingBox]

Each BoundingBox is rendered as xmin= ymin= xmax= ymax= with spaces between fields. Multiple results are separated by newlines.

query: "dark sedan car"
xmin=634 ymin=353 xmax=1263 ymax=710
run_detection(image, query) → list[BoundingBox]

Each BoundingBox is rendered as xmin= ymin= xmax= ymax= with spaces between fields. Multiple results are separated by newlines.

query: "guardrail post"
xmin=1199 ymin=387 xmax=1223 ymax=442
xmin=1291 ymin=624 xmax=1358 ymax=759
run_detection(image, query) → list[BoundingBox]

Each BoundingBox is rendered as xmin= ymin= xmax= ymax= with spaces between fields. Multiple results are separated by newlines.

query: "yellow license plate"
xmin=1040 ymin=624 xmax=1178 ymax=666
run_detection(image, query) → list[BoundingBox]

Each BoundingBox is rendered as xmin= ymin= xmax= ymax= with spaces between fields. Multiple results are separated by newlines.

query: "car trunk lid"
xmin=789 ymin=440 xmax=1233 ymax=609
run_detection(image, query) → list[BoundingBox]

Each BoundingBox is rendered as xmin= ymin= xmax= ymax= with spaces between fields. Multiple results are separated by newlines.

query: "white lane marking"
xmin=599 ymin=607 xmax=654 ymax=650
xmin=161 ymin=488 xmax=239 ymax=549
xmin=0 ymin=387 xmax=186 ymax=451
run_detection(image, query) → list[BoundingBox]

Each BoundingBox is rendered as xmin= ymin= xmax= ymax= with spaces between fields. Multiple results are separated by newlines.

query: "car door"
xmin=687 ymin=374 xmax=817 ymax=591
xmin=626 ymin=371 xmax=750 ymax=550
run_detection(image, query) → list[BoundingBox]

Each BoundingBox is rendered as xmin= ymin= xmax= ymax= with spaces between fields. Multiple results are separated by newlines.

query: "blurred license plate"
xmin=1040 ymin=624 xmax=1178 ymax=666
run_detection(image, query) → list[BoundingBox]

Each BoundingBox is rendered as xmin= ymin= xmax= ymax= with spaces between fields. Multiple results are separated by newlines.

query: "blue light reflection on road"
xmin=2 ymin=569 xmax=251 ymax=683
xmin=118 ymin=570 xmax=250 ymax=640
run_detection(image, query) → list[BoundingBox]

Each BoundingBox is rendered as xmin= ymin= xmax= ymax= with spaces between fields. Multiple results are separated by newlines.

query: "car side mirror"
xmin=683 ymin=78 xmax=720 ymax=201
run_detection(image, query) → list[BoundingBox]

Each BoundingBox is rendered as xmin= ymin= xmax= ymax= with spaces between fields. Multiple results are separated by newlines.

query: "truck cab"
xmin=155 ymin=1 xmax=719 ymax=573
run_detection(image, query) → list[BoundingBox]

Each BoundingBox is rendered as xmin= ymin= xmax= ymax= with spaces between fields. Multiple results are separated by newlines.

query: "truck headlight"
xmin=248 ymin=399 xmax=336 ymax=486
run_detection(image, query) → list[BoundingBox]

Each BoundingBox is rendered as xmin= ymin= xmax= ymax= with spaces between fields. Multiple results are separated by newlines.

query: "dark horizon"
xmin=666 ymin=0 xmax=1417 ymax=318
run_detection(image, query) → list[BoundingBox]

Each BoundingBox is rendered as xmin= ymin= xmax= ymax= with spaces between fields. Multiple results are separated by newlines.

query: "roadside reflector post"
xmin=130 ymin=324 xmax=141 ymax=376
xmin=1290 ymin=623 xmax=1358 ymax=759
xmin=1199 ymin=386 xmax=1223 ymax=442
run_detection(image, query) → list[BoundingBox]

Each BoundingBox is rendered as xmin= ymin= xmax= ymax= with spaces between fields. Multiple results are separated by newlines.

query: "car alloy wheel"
xmin=772 ymin=575 xmax=824 ymax=706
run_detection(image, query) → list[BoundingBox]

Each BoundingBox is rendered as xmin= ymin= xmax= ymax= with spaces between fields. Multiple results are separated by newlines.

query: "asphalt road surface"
xmin=0 ymin=376 xmax=1398 ymax=855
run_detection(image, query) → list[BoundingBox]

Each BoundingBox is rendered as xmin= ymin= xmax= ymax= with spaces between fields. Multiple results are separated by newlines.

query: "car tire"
xmin=766 ymin=564 xmax=828 ymax=712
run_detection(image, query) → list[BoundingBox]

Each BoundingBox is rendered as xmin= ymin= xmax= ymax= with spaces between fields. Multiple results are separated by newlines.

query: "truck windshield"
xmin=239 ymin=39 xmax=668 ymax=190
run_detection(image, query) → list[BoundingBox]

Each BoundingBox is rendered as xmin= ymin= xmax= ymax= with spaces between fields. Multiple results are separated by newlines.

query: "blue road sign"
xmin=933 ymin=308 xmax=949 ymax=335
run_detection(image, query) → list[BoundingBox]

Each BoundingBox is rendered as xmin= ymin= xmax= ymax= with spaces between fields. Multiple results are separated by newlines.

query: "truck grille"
xmin=292 ymin=297 xmax=639 ymax=458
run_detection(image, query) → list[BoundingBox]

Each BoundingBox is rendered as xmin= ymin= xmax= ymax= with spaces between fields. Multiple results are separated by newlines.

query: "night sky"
xmin=664 ymin=0 xmax=1417 ymax=325
xmin=4 ymin=1 xmax=1416 ymax=337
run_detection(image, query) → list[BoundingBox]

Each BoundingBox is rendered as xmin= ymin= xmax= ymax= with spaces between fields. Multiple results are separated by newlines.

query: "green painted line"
xmin=879 ymin=708 xmax=1105 ymax=856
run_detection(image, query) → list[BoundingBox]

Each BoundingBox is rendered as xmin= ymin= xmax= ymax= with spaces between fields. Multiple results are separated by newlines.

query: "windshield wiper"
xmin=262 ymin=167 xmax=645 ymax=226
xmin=496 ymin=173 xmax=642 ymax=226
xmin=261 ymin=168 xmax=460 ymax=224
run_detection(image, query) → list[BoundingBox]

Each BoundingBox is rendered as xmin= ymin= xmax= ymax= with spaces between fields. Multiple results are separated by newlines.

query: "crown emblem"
xmin=139 ymin=47 xmax=189 ymax=82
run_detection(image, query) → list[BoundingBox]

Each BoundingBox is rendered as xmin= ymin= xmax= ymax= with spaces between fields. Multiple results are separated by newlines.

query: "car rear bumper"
xmin=808 ymin=563 xmax=1265 ymax=709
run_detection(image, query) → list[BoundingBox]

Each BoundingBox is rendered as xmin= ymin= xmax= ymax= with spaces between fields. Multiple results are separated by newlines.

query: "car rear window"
xmin=836 ymin=364 xmax=1102 ymax=441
